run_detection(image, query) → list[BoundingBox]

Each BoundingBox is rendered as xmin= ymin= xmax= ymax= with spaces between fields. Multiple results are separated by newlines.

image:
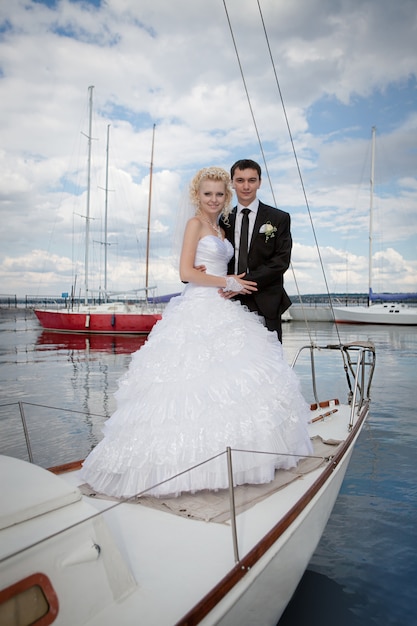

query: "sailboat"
xmin=333 ymin=127 xmax=417 ymax=325
xmin=34 ymin=87 xmax=163 ymax=335
xmin=0 ymin=340 xmax=376 ymax=625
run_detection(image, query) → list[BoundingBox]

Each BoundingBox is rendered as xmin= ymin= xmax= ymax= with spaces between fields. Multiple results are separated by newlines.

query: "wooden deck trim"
xmin=48 ymin=460 xmax=83 ymax=474
xmin=175 ymin=402 xmax=369 ymax=626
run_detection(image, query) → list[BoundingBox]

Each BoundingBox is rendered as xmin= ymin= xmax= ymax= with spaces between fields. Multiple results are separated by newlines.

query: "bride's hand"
xmin=222 ymin=273 xmax=257 ymax=298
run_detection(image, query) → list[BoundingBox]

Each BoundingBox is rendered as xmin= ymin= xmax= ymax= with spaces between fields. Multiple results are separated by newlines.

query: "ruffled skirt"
xmin=80 ymin=285 xmax=312 ymax=497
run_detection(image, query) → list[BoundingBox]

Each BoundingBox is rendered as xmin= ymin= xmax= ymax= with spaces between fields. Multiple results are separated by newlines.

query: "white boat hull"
xmin=288 ymin=304 xmax=333 ymax=322
xmin=0 ymin=421 xmax=362 ymax=626
xmin=333 ymin=303 xmax=417 ymax=325
xmin=0 ymin=409 xmax=368 ymax=626
xmin=200 ymin=436 xmax=357 ymax=626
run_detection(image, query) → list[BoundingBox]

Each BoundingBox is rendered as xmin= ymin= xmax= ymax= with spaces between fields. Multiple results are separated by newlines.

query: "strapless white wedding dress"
xmin=80 ymin=236 xmax=312 ymax=498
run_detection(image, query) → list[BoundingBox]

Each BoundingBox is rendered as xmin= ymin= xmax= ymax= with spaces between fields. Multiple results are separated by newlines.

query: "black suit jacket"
xmin=220 ymin=201 xmax=292 ymax=323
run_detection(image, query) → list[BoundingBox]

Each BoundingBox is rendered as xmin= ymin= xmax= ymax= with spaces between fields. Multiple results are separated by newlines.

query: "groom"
xmin=221 ymin=159 xmax=292 ymax=342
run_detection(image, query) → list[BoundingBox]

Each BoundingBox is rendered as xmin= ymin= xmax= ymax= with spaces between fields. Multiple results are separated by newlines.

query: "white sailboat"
xmin=287 ymin=301 xmax=334 ymax=322
xmin=0 ymin=341 xmax=375 ymax=625
xmin=333 ymin=127 xmax=417 ymax=325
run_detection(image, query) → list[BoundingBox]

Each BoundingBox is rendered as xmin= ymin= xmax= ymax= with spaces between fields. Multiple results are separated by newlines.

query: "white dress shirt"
xmin=234 ymin=199 xmax=259 ymax=273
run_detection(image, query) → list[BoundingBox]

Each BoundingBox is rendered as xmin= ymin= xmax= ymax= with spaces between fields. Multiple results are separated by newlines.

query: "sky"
xmin=1 ymin=0 xmax=416 ymax=300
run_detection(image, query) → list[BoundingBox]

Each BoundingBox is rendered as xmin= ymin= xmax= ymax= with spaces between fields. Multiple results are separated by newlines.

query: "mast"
xmin=84 ymin=85 xmax=94 ymax=305
xmin=368 ymin=126 xmax=376 ymax=306
xmin=104 ymin=124 xmax=110 ymax=300
xmin=145 ymin=124 xmax=156 ymax=302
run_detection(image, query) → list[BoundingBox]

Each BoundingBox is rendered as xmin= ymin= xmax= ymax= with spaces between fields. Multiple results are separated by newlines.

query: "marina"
xmin=1 ymin=3 xmax=415 ymax=622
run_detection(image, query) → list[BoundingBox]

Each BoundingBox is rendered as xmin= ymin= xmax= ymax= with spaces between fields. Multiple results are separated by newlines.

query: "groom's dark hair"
xmin=230 ymin=159 xmax=262 ymax=179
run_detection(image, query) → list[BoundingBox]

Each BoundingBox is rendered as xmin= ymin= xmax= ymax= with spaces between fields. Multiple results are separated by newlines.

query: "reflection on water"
xmin=36 ymin=330 xmax=148 ymax=354
xmin=0 ymin=313 xmax=150 ymax=467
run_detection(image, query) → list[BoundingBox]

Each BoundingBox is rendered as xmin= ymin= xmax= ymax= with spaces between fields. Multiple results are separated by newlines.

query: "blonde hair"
xmin=189 ymin=167 xmax=233 ymax=221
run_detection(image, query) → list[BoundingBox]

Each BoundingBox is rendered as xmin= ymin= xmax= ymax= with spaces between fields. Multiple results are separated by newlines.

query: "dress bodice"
xmin=194 ymin=236 xmax=234 ymax=277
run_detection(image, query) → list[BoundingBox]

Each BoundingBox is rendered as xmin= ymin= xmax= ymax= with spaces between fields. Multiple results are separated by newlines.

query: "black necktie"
xmin=237 ymin=208 xmax=250 ymax=274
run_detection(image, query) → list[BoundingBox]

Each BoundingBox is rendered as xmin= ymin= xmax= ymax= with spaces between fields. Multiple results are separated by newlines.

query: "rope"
xmin=223 ymin=0 xmax=347 ymax=365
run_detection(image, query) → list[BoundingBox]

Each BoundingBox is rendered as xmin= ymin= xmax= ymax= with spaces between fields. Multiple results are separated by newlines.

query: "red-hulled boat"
xmin=34 ymin=90 xmax=164 ymax=336
xmin=34 ymin=303 xmax=161 ymax=335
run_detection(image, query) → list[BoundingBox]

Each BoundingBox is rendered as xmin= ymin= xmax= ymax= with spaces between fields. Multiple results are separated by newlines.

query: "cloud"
xmin=0 ymin=0 xmax=416 ymax=298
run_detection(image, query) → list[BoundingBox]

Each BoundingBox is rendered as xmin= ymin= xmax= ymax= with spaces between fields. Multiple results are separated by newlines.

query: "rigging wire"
xmin=222 ymin=0 xmax=344 ymax=348
xmin=221 ymin=1 xmax=277 ymax=210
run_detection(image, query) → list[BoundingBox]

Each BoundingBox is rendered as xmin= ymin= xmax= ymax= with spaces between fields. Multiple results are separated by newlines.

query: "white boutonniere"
xmin=259 ymin=221 xmax=277 ymax=242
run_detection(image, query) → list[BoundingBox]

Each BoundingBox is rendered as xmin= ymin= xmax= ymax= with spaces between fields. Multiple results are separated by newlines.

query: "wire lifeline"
xmin=222 ymin=0 xmax=346 ymax=355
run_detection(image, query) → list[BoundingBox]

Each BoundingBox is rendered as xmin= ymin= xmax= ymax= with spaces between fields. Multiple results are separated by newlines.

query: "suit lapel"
xmin=250 ymin=202 xmax=267 ymax=250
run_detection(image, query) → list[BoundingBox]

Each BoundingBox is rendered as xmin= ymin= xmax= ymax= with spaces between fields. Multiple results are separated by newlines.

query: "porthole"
xmin=0 ymin=573 xmax=59 ymax=625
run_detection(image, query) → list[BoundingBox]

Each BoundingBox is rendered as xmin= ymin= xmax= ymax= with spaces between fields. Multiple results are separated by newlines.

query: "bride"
xmin=80 ymin=166 xmax=312 ymax=498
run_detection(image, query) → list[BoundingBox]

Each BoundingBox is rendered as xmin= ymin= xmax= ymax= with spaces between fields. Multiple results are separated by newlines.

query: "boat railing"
xmin=1 ymin=342 xmax=376 ymax=573
xmin=1 ymin=342 xmax=376 ymax=471
xmin=0 ymin=442 xmax=331 ymax=578
xmin=291 ymin=342 xmax=375 ymax=424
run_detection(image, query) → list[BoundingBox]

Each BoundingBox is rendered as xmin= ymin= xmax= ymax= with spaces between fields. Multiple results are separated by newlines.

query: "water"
xmin=1 ymin=309 xmax=416 ymax=625
xmin=280 ymin=322 xmax=417 ymax=626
